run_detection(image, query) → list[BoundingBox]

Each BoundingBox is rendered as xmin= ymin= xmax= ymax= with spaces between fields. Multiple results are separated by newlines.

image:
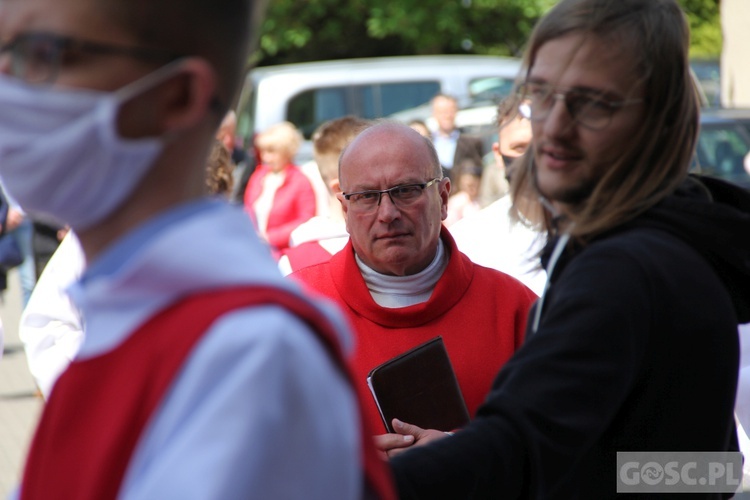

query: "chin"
xmin=537 ymin=177 xmax=596 ymax=206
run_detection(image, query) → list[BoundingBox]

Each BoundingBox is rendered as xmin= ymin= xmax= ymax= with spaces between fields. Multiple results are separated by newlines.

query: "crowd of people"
xmin=0 ymin=0 xmax=748 ymax=498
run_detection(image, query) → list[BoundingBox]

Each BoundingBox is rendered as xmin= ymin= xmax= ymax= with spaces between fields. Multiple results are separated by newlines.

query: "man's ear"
xmin=491 ymin=141 xmax=503 ymax=168
xmin=336 ymin=191 xmax=350 ymax=225
xmin=158 ymin=58 xmax=219 ymax=133
xmin=117 ymin=58 xmax=219 ymax=139
xmin=329 ymin=178 xmax=341 ymax=193
xmin=439 ymin=177 xmax=450 ymax=221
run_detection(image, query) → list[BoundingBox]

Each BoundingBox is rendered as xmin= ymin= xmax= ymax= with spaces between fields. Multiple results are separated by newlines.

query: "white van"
xmin=235 ymin=55 xmax=522 ymax=161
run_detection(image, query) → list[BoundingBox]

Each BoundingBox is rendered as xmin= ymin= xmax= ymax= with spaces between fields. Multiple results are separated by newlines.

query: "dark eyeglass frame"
xmin=342 ymin=178 xmax=442 ymax=211
xmin=0 ymin=31 xmax=182 ymax=84
xmin=518 ymin=81 xmax=643 ymax=130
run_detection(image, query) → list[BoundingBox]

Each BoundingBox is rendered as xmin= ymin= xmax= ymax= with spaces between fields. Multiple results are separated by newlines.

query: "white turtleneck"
xmin=355 ymin=239 xmax=449 ymax=308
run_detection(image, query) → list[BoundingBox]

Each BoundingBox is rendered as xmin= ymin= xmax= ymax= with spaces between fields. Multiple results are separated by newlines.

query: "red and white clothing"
xmin=19 ymin=232 xmax=85 ymax=399
xmin=292 ymin=227 xmax=538 ymax=433
xmin=17 ymin=200 xmax=380 ymax=499
xmin=243 ymin=163 xmax=316 ymax=251
xmin=278 ymin=216 xmax=349 ymax=276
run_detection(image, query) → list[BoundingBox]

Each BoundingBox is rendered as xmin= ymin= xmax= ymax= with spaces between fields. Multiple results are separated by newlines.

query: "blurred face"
xmin=259 ymin=144 xmax=291 ymax=173
xmin=432 ymin=96 xmax=458 ymax=135
xmin=528 ymin=33 xmax=645 ymax=212
xmin=0 ymin=0 xmax=158 ymax=91
xmin=338 ymin=124 xmax=449 ymax=276
xmin=0 ymin=0 xmax=183 ymax=142
xmin=459 ymin=173 xmax=480 ymax=200
xmin=216 ymin=118 xmax=236 ymax=152
xmin=493 ymin=115 xmax=532 ymax=178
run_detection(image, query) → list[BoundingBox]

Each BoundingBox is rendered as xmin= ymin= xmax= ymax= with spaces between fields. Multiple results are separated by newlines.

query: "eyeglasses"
xmin=342 ymin=178 xmax=442 ymax=213
xmin=0 ymin=32 xmax=181 ymax=84
xmin=518 ymin=82 xmax=643 ymax=130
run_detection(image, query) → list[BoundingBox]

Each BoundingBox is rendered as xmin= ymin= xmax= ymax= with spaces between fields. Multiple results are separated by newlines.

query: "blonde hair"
xmin=508 ymin=0 xmax=699 ymax=242
xmin=255 ymin=121 xmax=302 ymax=160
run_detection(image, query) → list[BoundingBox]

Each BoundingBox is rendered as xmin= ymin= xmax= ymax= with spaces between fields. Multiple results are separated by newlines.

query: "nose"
xmin=376 ymin=191 xmax=401 ymax=222
xmin=542 ymin=95 xmax=576 ymax=140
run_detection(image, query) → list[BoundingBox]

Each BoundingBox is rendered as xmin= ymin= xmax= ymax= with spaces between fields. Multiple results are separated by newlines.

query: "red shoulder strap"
xmin=21 ymin=286 xmax=395 ymax=500
xmin=284 ymin=240 xmax=334 ymax=272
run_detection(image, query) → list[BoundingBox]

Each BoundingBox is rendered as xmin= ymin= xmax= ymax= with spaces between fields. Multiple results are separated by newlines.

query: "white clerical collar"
xmin=355 ymin=238 xmax=448 ymax=309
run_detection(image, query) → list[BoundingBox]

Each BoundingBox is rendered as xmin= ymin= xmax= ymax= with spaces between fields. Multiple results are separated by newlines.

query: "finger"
xmin=373 ymin=432 xmax=414 ymax=453
xmin=391 ymin=418 xmax=427 ymax=437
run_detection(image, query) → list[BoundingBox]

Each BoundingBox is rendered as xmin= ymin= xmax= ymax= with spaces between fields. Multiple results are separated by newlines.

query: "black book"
xmin=366 ymin=336 xmax=470 ymax=433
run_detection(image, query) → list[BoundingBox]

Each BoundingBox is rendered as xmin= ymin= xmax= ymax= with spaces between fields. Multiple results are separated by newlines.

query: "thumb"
xmin=391 ymin=418 xmax=427 ymax=437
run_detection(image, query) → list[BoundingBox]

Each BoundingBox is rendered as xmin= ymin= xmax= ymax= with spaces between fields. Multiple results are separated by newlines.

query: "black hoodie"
xmin=392 ymin=175 xmax=749 ymax=499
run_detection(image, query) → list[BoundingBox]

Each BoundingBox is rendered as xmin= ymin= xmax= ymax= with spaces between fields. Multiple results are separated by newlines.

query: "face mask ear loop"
xmin=109 ymin=59 xmax=192 ymax=143
xmin=114 ymin=58 xmax=189 ymax=105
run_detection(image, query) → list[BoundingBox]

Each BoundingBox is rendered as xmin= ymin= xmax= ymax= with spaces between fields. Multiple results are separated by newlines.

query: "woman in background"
xmin=243 ymin=122 xmax=315 ymax=255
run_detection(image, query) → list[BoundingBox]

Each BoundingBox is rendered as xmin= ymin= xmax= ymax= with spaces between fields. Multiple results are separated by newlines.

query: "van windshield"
xmin=287 ymin=81 xmax=441 ymax=138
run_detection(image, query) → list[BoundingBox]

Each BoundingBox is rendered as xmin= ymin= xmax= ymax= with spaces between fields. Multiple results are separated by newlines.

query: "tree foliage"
xmin=255 ymin=0 xmax=720 ymax=67
xmin=677 ymin=0 xmax=721 ymax=59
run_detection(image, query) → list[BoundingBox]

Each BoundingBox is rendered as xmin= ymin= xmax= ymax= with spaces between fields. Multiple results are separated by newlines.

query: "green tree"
xmin=256 ymin=0 xmax=553 ymax=65
xmin=255 ymin=0 xmax=719 ymax=67
xmin=677 ymin=0 xmax=721 ymax=59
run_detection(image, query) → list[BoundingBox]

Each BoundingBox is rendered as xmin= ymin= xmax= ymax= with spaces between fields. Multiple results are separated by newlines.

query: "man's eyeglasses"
xmin=342 ymin=178 xmax=442 ymax=213
xmin=518 ymin=82 xmax=643 ymax=130
xmin=0 ymin=32 xmax=181 ymax=85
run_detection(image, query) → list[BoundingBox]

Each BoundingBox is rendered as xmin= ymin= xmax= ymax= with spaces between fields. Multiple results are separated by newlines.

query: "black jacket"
xmin=392 ymin=176 xmax=750 ymax=499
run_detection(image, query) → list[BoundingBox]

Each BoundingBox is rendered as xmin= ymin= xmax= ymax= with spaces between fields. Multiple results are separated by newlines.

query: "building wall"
xmin=721 ymin=0 xmax=750 ymax=107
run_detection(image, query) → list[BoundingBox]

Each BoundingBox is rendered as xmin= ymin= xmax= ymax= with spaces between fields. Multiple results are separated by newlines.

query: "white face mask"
xmin=0 ymin=63 xmax=183 ymax=230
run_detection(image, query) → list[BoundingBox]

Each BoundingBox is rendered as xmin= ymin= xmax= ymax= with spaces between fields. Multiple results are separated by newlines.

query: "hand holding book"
xmin=366 ymin=336 xmax=470 ymax=434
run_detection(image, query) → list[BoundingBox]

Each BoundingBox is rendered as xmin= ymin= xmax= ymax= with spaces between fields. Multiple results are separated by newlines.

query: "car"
xmin=691 ymin=59 xmax=721 ymax=108
xmin=235 ymin=55 xmax=522 ymax=162
xmin=694 ymin=108 xmax=750 ymax=189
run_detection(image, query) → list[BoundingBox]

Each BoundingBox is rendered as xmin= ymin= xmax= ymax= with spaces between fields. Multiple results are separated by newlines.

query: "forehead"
xmin=433 ymin=96 xmax=456 ymax=111
xmin=529 ymin=32 xmax=641 ymax=97
xmin=340 ymin=126 xmax=434 ymax=188
xmin=0 ymin=0 xmax=131 ymax=44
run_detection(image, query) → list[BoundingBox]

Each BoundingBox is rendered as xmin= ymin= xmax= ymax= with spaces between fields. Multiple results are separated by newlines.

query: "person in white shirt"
xmin=450 ymin=106 xmax=547 ymax=294
xmin=430 ymin=94 xmax=485 ymax=186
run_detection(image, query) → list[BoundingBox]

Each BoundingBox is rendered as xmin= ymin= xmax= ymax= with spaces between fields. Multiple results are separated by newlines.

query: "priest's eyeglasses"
xmin=342 ymin=178 xmax=442 ymax=213
xmin=518 ymin=81 xmax=643 ymax=130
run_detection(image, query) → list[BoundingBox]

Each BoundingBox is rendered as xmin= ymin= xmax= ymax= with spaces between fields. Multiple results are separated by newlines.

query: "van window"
xmin=469 ymin=76 xmax=516 ymax=104
xmin=362 ymin=81 xmax=440 ymax=117
xmin=287 ymin=81 xmax=440 ymax=138
xmin=287 ymin=87 xmax=350 ymax=139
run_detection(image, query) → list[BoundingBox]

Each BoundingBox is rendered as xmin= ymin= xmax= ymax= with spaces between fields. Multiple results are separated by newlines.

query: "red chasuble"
xmin=292 ymin=227 xmax=538 ymax=433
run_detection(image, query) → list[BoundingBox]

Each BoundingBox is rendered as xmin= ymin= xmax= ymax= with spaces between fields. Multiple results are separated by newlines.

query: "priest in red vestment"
xmin=291 ymin=122 xmax=538 ymax=450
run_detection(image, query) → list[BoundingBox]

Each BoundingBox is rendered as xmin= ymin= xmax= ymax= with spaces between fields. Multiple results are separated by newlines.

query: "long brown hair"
xmin=508 ymin=0 xmax=700 ymax=241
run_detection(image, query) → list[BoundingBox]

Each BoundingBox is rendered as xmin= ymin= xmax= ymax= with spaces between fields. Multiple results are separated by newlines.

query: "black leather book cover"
xmin=366 ymin=336 xmax=470 ymax=433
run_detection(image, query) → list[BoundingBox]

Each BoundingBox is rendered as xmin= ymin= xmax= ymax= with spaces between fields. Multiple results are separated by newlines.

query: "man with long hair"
xmin=384 ymin=0 xmax=750 ymax=497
